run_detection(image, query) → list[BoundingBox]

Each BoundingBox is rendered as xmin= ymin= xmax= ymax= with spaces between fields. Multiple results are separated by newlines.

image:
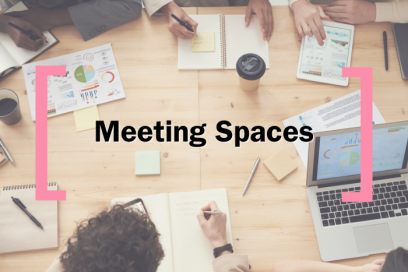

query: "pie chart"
xmin=340 ymin=152 xmax=360 ymax=166
xmin=75 ymin=65 xmax=95 ymax=83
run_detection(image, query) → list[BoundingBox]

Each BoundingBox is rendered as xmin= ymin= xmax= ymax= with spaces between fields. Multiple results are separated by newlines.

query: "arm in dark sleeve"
xmin=68 ymin=0 xmax=142 ymax=41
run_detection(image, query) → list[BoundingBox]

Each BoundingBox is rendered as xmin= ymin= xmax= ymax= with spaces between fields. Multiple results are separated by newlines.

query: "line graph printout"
xmin=299 ymin=26 xmax=351 ymax=81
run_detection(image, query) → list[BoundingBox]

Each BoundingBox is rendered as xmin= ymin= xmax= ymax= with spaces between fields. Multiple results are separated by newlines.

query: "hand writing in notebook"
xmin=162 ymin=2 xmax=198 ymax=39
xmin=197 ymin=201 xmax=231 ymax=254
xmin=245 ymin=0 xmax=274 ymax=41
xmin=0 ymin=16 xmax=45 ymax=51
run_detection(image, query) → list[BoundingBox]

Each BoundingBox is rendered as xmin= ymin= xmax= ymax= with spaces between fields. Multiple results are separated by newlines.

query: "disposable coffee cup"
xmin=236 ymin=53 xmax=266 ymax=92
xmin=0 ymin=88 xmax=22 ymax=125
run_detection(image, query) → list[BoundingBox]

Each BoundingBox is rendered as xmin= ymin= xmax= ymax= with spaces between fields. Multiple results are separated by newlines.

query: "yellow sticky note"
xmin=192 ymin=32 xmax=215 ymax=52
xmin=263 ymin=149 xmax=298 ymax=181
xmin=73 ymin=105 xmax=99 ymax=132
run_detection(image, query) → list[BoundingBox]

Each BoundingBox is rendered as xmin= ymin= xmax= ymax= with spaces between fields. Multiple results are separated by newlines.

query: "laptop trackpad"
xmin=353 ymin=223 xmax=394 ymax=253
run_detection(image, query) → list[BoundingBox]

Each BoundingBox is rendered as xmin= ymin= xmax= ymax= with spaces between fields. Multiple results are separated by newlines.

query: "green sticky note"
xmin=135 ymin=151 xmax=160 ymax=175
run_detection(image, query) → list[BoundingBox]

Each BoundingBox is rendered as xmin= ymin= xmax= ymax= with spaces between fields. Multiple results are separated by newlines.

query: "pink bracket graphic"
xmin=36 ymin=66 xmax=66 ymax=201
xmin=342 ymin=67 xmax=373 ymax=202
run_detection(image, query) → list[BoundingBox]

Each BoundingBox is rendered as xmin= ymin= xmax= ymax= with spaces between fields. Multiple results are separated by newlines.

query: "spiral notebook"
xmin=178 ymin=14 xmax=270 ymax=70
xmin=0 ymin=183 xmax=58 ymax=254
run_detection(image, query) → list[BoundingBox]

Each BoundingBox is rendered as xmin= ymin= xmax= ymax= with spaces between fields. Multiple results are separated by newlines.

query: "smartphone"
xmin=123 ymin=198 xmax=151 ymax=221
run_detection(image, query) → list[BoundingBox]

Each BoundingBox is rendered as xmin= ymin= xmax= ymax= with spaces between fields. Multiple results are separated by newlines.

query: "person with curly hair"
xmin=46 ymin=205 xmax=164 ymax=272
xmin=45 ymin=201 xmax=248 ymax=272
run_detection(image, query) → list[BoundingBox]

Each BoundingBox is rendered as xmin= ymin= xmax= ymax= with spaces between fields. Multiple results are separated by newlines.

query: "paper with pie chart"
xmin=316 ymin=126 xmax=408 ymax=180
xmin=22 ymin=43 xmax=126 ymax=121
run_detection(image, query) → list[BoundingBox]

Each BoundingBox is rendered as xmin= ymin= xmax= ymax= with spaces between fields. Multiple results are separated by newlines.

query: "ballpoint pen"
xmin=383 ymin=31 xmax=388 ymax=71
xmin=204 ymin=210 xmax=223 ymax=215
xmin=242 ymin=157 xmax=260 ymax=196
xmin=0 ymin=137 xmax=15 ymax=166
xmin=171 ymin=14 xmax=197 ymax=36
xmin=11 ymin=197 xmax=43 ymax=229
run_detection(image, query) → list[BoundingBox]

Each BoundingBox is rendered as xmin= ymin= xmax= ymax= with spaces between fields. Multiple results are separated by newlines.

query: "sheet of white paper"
xmin=22 ymin=43 xmax=125 ymax=121
xmin=282 ymin=90 xmax=386 ymax=168
xmin=0 ymin=43 xmax=18 ymax=72
xmin=111 ymin=194 xmax=174 ymax=272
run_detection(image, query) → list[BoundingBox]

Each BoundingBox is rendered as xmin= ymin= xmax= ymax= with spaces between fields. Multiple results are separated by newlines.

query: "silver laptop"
xmin=306 ymin=120 xmax=408 ymax=261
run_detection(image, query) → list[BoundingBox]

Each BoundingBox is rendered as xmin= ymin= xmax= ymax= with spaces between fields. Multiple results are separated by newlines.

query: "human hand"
xmin=1 ymin=16 xmax=45 ymax=51
xmin=323 ymin=0 xmax=376 ymax=24
xmin=245 ymin=0 xmax=274 ymax=41
xmin=162 ymin=2 xmax=198 ymax=39
xmin=353 ymin=259 xmax=385 ymax=272
xmin=291 ymin=0 xmax=328 ymax=46
xmin=196 ymin=201 xmax=229 ymax=249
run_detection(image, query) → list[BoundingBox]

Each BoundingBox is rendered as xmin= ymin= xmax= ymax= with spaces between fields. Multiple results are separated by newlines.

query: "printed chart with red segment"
xmin=75 ymin=65 xmax=96 ymax=83
xmin=101 ymin=71 xmax=115 ymax=83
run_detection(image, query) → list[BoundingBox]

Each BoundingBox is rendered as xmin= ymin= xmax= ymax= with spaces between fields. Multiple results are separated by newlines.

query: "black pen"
xmin=7 ymin=22 xmax=48 ymax=43
xmin=171 ymin=14 xmax=197 ymax=36
xmin=11 ymin=197 xmax=44 ymax=230
xmin=383 ymin=31 xmax=388 ymax=71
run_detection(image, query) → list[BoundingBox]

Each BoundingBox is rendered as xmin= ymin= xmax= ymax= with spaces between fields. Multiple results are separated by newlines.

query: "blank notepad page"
xmin=178 ymin=15 xmax=223 ymax=70
xmin=224 ymin=15 xmax=270 ymax=69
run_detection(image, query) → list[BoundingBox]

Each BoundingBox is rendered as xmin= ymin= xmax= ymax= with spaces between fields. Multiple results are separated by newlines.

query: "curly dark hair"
xmin=60 ymin=204 xmax=164 ymax=272
xmin=381 ymin=247 xmax=408 ymax=272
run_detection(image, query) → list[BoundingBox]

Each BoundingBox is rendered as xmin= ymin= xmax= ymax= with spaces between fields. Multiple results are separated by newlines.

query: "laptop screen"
xmin=313 ymin=125 xmax=408 ymax=181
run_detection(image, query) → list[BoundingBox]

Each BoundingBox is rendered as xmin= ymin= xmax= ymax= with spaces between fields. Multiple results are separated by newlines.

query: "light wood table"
xmin=0 ymin=5 xmax=407 ymax=272
xmin=198 ymin=6 xmax=408 ymax=271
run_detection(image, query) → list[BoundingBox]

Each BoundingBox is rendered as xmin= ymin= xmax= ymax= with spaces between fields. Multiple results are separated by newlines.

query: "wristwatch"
xmin=213 ymin=243 xmax=233 ymax=258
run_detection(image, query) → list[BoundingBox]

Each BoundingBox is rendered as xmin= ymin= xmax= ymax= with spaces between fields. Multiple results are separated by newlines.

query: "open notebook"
xmin=0 ymin=183 xmax=58 ymax=254
xmin=0 ymin=2 xmax=58 ymax=79
xmin=111 ymin=188 xmax=233 ymax=272
xmin=178 ymin=14 xmax=270 ymax=70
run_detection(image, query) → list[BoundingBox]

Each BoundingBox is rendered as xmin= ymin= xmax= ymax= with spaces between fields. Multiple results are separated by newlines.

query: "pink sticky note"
xmin=35 ymin=66 xmax=66 ymax=201
xmin=342 ymin=67 xmax=373 ymax=202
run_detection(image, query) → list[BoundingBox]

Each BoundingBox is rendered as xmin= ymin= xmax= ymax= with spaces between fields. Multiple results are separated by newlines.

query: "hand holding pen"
xmin=161 ymin=2 xmax=198 ymax=39
xmin=4 ymin=18 xmax=46 ymax=51
xmin=196 ymin=201 xmax=228 ymax=248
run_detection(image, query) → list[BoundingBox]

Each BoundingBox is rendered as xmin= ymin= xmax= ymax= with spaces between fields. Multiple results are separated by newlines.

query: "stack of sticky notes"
xmin=135 ymin=151 xmax=161 ymax=176
xmin=263 ymin=149 xmax=297 ymax=181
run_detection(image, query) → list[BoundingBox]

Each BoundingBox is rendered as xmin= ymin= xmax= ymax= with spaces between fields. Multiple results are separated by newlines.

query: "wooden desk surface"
xmin=0 ymin=6 xmax=407 ymax=272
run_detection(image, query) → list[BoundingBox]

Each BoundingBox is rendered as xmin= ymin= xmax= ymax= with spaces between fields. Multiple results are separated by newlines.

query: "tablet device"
xmin=296 ymin=21 xmax=355 ymax=86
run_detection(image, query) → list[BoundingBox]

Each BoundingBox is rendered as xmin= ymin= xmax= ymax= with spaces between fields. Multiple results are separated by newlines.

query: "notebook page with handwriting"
xmin=111 ymin=194 xmax=174 ymax=272
xmin=169 ymin=189 xmax=233 ymax=272
xmin=178 ymin=15 xmax=223 ymax=70
xmin=224 ymin=15 xmax=270 ymax=69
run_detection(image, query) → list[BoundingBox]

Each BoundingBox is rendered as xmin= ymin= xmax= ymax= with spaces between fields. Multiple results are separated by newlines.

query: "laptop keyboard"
xmin=317 ymin=180 xmax=408 ymax=227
